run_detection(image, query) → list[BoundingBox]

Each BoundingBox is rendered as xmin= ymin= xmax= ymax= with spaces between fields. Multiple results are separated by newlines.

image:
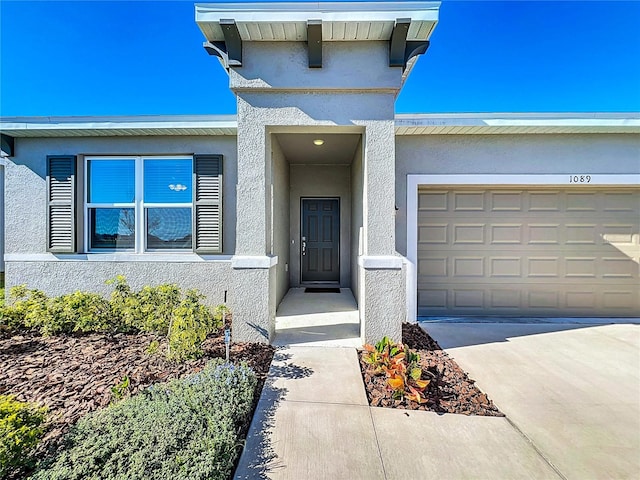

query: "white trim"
xmin=407 ymin=174 xmax=640 ymax=186
xmin=231 ymin=255 xmax=278 ymax=269
xmin=0 ymin=158 xmax=6 ymax=166
xmin=358 ymin=255 xmax=403 ymax=269
xmin=2 ymin=113 xmax=638 ymax=137
xmin=4 ymin=253 xmax=233 ymax=263
xmin=405 ymin=173 xmax=640 ymax=322
xmin=196 ymin=2 xmax=440 ymax=22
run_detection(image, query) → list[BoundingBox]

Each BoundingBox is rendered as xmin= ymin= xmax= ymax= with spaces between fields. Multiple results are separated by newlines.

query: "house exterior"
xmin=1 ymin=2 xmax=639 ymax=344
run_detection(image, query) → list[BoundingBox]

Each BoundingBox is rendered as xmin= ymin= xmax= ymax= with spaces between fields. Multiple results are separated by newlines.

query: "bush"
xmin=168 ymin=291 xmax=225 ymax=361
xmin=108 ymin=276 xmax=181 ymax=334
xmin=0 ymin=278 xmax=226 ymax=361
xmin=0 ymin=395 xmax=47 ymax=479
xmin=32 ymin=360 xmax=257 ymax=480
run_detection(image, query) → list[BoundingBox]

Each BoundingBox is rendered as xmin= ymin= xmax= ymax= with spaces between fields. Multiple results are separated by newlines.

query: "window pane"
xmin=146 ymin=208 xmax=192 ymax=250
xmin=90 ymin=208 xmax=135 ymax=249
xmin=88 ymin=159 xmax=135 ymax=203
xmin=144 ymin=159 xmax=192 ymax=204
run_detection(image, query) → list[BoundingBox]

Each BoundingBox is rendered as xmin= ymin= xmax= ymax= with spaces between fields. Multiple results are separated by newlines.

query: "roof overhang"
xmin=395 ymin=113 xmax=640 ymax=135
xmin=1 ymin=114 xmax=638 ymax=139
xmin=196 ymin=2 xmax=439 ymax=77
xmin=0 ymin=115 xmax=237 ymax=138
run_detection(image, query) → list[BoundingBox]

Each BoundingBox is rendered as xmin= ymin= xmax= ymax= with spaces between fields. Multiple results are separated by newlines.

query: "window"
xmin=85 ymin=156 xmax=193 ymax=252
xmin=46 ymin=154 xmax=222 ymax=254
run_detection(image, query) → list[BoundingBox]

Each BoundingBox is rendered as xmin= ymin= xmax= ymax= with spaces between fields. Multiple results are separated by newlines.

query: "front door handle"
xmin=301 ymin=237 xmax=306 ymax=256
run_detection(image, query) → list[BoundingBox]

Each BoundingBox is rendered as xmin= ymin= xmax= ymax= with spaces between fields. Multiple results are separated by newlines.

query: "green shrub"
xmin=0 ymin=395 xmax=47 ymax=479
xmin=167 ymin=291 xmax=225 ymax=361
xmin=108 ymin=276 xmax=181 ymax=334
xmin=50 ymin=291 xmax=113 ymax=334
xmin=0 ymin=278 xmax=225 ymax=361
xmin=8 ymin=285 xmax=58 ymax=335
xmin=32 ymin=360 xmax=257 ymax=480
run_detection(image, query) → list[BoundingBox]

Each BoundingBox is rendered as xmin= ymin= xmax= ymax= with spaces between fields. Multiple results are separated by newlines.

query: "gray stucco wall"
xmin=0 ymin=162 xmax=4 ymax=273
xmin=7 ymin=260 xmax=231 ymax=305
xmin=229 ymin=41 xmax=401 ymax=93
xmin=270 ymin=135 xmax=290 ymax=306
xmin=394 ymin=133 xmax=640 ymax=255
xmin=4 ymin=135 xmax=238 ymax=303
xmin=289 ymin=164 xmax=351 ymax=288
xmin=350 ymin=139 xmax=364 ymax=301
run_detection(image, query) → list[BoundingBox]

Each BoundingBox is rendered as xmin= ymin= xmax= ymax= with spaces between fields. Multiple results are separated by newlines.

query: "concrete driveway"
xmin=423 ymin=321 xmax=640 ymax=480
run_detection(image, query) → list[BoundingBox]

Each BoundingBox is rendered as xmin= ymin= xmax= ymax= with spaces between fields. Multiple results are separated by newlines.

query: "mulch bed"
xmin=0 ymin=330 xmax=275 ymax=455
xmin=359 ymin=323 xmax=503 ymax=416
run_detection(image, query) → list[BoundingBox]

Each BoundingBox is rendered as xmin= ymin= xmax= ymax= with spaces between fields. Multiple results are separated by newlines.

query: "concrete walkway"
xmin=234 ymin=345 xmax=562 ymax=479
xmin=425 ymin=322 xmax=640 ymax=480
xmin=236 ymin=299 xmax=640 ymax=480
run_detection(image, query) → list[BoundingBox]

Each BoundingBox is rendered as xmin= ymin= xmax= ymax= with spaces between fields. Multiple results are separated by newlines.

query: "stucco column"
xmin=358 ymin=120 xmax=405 ymax=343
xmin=230 ymin=97 xmax=277 ymax=343
xmin=236 ymin=97 xmax=269 ymax=254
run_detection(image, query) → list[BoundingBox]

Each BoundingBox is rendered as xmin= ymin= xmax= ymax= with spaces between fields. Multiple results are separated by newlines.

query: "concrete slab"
xmin=423 ymin=322 xmax=640 ymax=480
xmin=235 ymin=400 xmax=385 ymax=480
xmin=269 ymin=346 xmax=368 ymax=405
xmin=274 ymin=288 xmax=361 ymax=347
xmin=371 ymin=407 xmax=561 ymax=479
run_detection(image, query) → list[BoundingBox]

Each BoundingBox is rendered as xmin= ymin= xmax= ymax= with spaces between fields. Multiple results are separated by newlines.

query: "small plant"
xmin=0 ymin=395 xmax=47 ymax=478
xmin=167 ymin=291 xmax=224 ymax=361
xmin=110 ymin=376 xmax=131 ymax=403
xmin=145 ymin=340 xmax=160 ymax=355
xmin=363 ymin=337 xmax=431 ymax=404
xmin=51 ymin=291 xmax=113 ymax=333
xmin=108 ymin=276 xmax=181 ymax=334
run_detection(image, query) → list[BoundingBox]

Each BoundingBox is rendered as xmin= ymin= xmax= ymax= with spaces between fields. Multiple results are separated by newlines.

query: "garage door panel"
xmin=453 ymin=224 xmax=485 ymax=244
xmin=453 ymin=191 xmax=484 ymax=211
xmin=418 ymin=254 xmax=638 ymax=282
xmin=417 ymin=188 xmax=640 ymax=316
xmin=418 ymin=284 xmax=640 ymax=316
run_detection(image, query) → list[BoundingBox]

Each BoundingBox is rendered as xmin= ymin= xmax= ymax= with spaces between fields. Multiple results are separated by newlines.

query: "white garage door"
xmin=417 ymin=188 xmax=640 ymax=316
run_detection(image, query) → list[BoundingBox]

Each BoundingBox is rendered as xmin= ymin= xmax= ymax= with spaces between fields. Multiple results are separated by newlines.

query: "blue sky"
xmin=1 ymin=0 xmax=639 ymax=116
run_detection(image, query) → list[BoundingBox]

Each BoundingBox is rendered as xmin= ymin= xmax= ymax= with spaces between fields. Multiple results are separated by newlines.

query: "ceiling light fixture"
xmin=313 ymin=139 xmax=324 ymax=146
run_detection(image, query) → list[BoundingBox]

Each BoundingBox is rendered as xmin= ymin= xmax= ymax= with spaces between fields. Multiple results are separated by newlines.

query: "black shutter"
xmin=193 ymin=154 xmax=223 ymax=253
xmin=46 ymin=155 xmax=77 ymax=253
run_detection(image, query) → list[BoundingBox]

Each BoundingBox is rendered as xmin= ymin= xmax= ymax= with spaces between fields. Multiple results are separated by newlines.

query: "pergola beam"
xmin=203 ymin=19 xmax=243 ymax=68
xmin=307 ymin=20 xmax=323 ymax=68
xmin=389 ymin=18 xmax=430 ymax=70
xmin=1 ymin=134 xmax=14 ymax=157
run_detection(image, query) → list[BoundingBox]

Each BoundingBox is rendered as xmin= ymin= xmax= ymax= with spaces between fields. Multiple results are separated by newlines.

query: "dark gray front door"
xmin=301 ymin=198 xmax=340 ymax=283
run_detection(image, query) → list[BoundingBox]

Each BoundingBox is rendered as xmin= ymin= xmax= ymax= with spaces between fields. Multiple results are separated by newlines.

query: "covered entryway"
xmin=268 ymin=131 xmax=367 ymax=344
xmin=417 ymin=187 xmax=640 ymax=316
xmin=301 ymin=198 xmax=340 ymax=284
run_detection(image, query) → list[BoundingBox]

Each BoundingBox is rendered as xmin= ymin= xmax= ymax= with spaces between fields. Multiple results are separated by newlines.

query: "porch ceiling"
xmin=274 ymin=133 xmax=360 ymax=165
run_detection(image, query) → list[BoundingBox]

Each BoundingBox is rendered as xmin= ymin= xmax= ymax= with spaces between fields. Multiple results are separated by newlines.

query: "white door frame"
xmin=405 ymin=174 xmax=640 ymax=322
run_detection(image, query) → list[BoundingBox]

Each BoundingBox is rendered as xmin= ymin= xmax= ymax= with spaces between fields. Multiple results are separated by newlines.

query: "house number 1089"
xmin=569 ymin=175 xmax=591 ymax=183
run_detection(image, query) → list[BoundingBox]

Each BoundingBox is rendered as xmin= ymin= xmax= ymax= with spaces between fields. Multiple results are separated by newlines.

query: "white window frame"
xmin=84 ymin=155 xmax=193 ymax=253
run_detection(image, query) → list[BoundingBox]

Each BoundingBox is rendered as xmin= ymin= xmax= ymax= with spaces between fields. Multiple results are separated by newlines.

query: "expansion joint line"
xmin=368 ymin=407 xmax=389 ymax=480
xmin=504 ymin=416 xmax=568 ymax=480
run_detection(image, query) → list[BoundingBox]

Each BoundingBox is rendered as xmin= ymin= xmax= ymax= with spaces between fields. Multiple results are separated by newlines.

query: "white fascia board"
xmin=0 ymin=115 xmax=239 ymax=136
xmin=196 ymin=2 xmax=439 ymax=24
xmin=0 ymin=117 xmax=237 ymax=131
xmin=395 ymin=113 xmax=640 ymax=128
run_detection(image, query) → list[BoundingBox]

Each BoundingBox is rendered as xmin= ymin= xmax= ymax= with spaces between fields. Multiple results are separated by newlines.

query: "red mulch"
xmin=0 ymin=330 xmax=275 ymax=455
xmin=359 ymin=323 xmax=503 ymax=416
